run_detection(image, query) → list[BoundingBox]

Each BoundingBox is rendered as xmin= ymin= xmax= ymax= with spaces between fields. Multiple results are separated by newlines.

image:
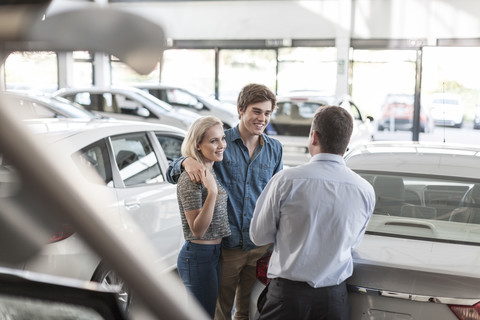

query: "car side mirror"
xmin=194 ymin=102 xmax=204 ymax=110
xmin=136 ymin=107 xmax=150 ymax=118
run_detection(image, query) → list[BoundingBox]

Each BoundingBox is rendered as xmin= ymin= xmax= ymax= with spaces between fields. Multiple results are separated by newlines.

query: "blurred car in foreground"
xmin=251 ymin=141 xmax=480 ymax=320
xmin=429 ymin=92 xmax=464 ymax=128
xmin=0 ymin=1 xmax=206 ymax=319
xmin=9 ymin=117 xmax=186 ymax=311
xmin=0 ymin=91 xmax=105 ymax=120
xmin=267 ymin=91 xmax=374 ymax=166
xmin=53 ymin=86 xmax=200 ymax=131
xmin=377 ymin=93 xmax=434 ymax=133
xmin=134 ymin=83 xmax=239 ymax=129
xmin=0 ymin=266 xmax=126 ymax=320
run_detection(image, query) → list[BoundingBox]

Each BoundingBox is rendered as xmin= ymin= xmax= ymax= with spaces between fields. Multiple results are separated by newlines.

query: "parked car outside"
xmin=0 ymin=91 xmax=105 ymax=120
xmin=429 ymin=92 xmax=464 ymax=128
xmin=8 ymin=117 xmax=186 ymax=311
xmin=53 ymin=86 xmax=200 ymax=131
xmin=267 ymin=91 xmax=374 ymax=166
xmin=250 ymin=141 xmax=480 ymax=320
xmin=377 ymin=93 xmax=434 ymax=133
xmin=133 ymin=83 xmax=239 ymax=129
xmin=474 ymin=104 xmax=480 ymax=130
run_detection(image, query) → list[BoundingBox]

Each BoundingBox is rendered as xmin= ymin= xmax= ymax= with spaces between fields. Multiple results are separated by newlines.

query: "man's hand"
xmin=182 ymin=157 xmax=206 ymax=184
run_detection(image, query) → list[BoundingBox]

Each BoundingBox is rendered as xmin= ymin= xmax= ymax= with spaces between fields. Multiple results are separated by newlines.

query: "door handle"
xmin=124 ymin=200 xmax=140 ymax=210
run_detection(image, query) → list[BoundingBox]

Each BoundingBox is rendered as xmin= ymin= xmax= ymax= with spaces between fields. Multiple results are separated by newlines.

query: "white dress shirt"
xmin=250 ymin=153 xmax=375 ymax=288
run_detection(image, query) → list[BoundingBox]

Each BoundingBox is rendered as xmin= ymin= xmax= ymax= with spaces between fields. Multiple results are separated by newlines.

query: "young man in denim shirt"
xmin=167 ymin=83 xmax=283 ymax=320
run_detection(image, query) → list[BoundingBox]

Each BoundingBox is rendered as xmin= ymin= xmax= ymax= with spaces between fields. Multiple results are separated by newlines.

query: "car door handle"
xmin=124 ymin=200 xmax=140 ymax=210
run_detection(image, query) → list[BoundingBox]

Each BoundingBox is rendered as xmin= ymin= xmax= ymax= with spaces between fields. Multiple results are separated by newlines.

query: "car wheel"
xmin=92 ymin=263 xmax=131 ymax=312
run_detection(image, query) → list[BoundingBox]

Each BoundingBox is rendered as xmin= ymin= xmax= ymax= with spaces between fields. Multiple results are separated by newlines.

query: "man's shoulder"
xmin=262 ymin=134 xmax=282 ymax=147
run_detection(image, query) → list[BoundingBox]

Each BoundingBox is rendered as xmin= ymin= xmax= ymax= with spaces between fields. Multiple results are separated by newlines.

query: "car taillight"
xmin=256 ymin=253 xmax=271 ymax=285
xmin=449 ymin=302 xmax=480 ymax=320
xmin=49 ymin=224 xmax=74 ymax=243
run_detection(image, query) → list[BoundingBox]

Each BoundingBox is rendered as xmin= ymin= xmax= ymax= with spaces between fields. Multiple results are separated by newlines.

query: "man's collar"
xmin=230 ymin=125 xmax=267 ymax=146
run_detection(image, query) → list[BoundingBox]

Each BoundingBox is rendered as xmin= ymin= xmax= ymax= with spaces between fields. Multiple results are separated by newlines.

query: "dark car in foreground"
xmin=251 ymin=141 xmax=480 ymax=320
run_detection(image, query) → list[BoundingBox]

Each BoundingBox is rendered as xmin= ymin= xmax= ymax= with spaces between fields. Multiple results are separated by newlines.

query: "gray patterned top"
xmin=177 ymin=170 xmax=231 ymax=240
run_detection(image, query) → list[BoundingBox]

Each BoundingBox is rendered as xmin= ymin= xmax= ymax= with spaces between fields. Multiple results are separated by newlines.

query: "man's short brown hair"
xmin=312 ymin=105 xmax=353 ymax=155
xmin=237 ymin=83 xmax=277 ymax=117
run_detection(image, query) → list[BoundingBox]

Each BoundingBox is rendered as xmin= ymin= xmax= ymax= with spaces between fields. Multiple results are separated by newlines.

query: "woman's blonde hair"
xmin=181 ymin=115 xmax=224 ymax=165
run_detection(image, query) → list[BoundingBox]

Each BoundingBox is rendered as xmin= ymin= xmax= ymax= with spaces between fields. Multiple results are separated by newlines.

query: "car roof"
xmin=54 ymin=85 xmax=149 ymax=95
xmin=277 ymin=92 xmax=349 ymax=106
xmin=24 ymin=118 xmax=185 ymax=150
xmin=345 ymin=141 xmax=480 ymax=180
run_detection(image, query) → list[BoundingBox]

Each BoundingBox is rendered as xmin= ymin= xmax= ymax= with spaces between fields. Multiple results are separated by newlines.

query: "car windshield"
xmin=133 ymin=89 xmax=173 ymax=112
xmin=275 ymin=101 xmax=325 ymax=119
xmin=48 ymin=96 xmax=100 ymax=118
xmin=356 ymin=171 xmax=480 ymax=245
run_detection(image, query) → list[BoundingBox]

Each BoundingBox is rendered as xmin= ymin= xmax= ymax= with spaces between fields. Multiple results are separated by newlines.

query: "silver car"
xmin=250 ymin=141 xmax=480 ymax=320
xmin=134 ymin=83 xmax=239 ymax=129
xmin=53 ymin=86 xmax=200 ymax=131
xmin=0 ymin=91 xmax=104 ymax=120
xmin=268 ymin=91 xmax=374 ymax=166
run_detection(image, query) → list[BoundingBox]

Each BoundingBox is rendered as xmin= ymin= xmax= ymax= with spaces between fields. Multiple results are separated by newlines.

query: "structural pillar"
xmin=335 ymin=0 xmax=352 ymax=96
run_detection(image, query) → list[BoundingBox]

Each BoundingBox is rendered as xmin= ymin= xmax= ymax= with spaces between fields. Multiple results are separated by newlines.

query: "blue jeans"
xmin=177 ymin=241 xmax=222 ymax=319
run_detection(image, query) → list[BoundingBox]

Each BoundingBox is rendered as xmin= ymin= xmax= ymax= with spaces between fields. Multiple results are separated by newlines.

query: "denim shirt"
xmin=167 ymin=125 xmax=283 ymax=250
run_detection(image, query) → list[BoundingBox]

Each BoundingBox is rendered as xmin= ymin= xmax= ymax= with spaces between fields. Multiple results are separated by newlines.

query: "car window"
xmin=65 ymin=92 xmax=114 ymax=112
xmin=342 ymin=100 xmax=361 ymax=121
xmin=29 ymin=101 xmax=60 ymax=118
xmin=114 ymin=94 xmax=143 ymax=115
xmin=111 ymin=133 xmax=164 ymax=186
xmin=275 ymin=101 xmax=320 ymax=120
xmin=73 ymin=139 xmax=113 ymax=186
xmin=5 ymin=96 xmax=58 ymax=119
xmin=156 ymin=134 xmax=183 ymax=164
xmin=358 ymin=171 xmax=480 ymax=245
xmin=165 ymin=89 xmax=198 ymax=107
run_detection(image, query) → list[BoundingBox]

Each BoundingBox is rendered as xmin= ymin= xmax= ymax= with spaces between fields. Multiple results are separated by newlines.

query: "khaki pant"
xmin=214 ymin=245 xmax=269 ymax=320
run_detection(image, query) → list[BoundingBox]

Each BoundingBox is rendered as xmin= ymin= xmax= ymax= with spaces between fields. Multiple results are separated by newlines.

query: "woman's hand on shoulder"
xmin=202 ymin=170 xmax=218 ymax=195
xmin=183 ymin=157 xmax=206 ymax=184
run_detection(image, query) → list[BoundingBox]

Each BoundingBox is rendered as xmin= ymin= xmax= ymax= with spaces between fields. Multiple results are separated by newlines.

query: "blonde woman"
xmin=176 ymin=116 xmax=231 ymax=318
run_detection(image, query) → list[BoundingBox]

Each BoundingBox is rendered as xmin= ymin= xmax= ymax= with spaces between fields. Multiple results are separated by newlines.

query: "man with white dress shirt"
xmin=250 ymin=105 xmax=375 ymax=320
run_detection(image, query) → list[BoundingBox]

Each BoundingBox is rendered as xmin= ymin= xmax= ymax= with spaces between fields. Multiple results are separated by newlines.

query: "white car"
xmin=53 ymin=86 xmax=200 ymax=131
xmin=429 ymin=92 xmax=464 ymax=128
xmin=0 ymin=91 xmax=105 ymax=120
xmin=250 ymin=141 xmax=480 ymax=320
xmin=134 ymin=83 xmax=239 ymax=129
xmin=267 ymin=92 xmax=374 ymax=166
xmin=6 ymin=118 xmax=186 ymax=311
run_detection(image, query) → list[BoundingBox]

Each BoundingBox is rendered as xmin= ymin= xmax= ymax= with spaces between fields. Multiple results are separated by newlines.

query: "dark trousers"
xmin=259 ymin=278 xmax=350 ymax=320
xmin=177 ymin=241 xmax=222 ymax=319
